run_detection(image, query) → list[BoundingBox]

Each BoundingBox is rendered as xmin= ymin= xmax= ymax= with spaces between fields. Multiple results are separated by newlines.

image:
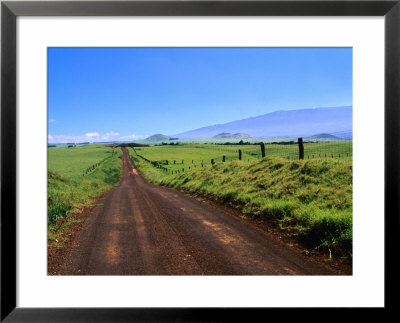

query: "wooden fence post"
xmin=238 ymin=149 xmax=242 ymax=160
xmin=298 ymin=138 xmax=304 ymax=160
xmin=260 ymin=142 xmax=265 ymax=158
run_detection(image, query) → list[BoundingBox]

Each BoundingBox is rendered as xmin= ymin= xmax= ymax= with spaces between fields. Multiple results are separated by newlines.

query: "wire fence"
xmin=234 ymin=140 xmax=352 ymax=160
xmin=132 ymin=134 xmax=353 ymax=174
xmin=81 ymin=149 xmax=116 ymax=176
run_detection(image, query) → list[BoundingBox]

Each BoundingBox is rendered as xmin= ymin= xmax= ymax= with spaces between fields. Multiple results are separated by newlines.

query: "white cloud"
xmin=48 ymin=134 xmax=87 ymax=143
xmin=48 ymin=119 xmax=56 ymax=123
xmin=101 ymin=131 xmax=120 ymax=140
xmin=48 ymin=131 xmax=132 ymax=144
xmin=119 ymin=133 xmax=148 ymax=140
xmin=85 ymin=132 xmax=100 ymax=138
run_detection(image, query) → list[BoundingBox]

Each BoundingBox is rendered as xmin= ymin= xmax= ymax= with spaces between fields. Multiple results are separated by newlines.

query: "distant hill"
xmin=145 ymin=134 xmax=171 ymax=142
xmin=332 ymin=131 xmax=353 ymax=139
xmin=174 ymin=106 xmax=352 ymax=139
xmin=212 ymin=132 xmax=253 ymax=140
xmin=305 ymin=133 xmax=340 ymax=141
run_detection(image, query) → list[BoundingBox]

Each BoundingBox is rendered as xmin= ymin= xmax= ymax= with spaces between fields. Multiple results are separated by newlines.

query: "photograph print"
xmin=47 ymin=47 xmax=352 ymax=275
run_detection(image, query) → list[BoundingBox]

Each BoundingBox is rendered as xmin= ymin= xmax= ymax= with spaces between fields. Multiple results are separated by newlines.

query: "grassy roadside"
xmin=128 ymin=147 xmax=352 ymax=258
xmin=48 ymin=145 xmax=122 ymax=248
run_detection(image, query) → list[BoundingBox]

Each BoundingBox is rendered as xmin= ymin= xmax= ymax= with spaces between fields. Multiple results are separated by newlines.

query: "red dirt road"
xmin=58 ymin=148 xmax=336 ymax=275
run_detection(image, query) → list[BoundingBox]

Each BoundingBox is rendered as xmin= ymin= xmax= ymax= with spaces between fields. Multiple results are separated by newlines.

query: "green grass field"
xmin=229 ymin=141 xmax=352 ymax=160
xmin=128 ymin=144 xmax=352 ymax=256
xmin=48 ymin=144 xmax=117 ymax=178
xmin=48 ymin=144 xmax=122 ymax=229
xmin=134 ymin=141 xmax=352 ymax=170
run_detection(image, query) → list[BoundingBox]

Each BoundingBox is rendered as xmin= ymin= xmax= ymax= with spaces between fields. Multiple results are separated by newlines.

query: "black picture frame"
xmin=1 ymin=0 xmax=399 ymax=321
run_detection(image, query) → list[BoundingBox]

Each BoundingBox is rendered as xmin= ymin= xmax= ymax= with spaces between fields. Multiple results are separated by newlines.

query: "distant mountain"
xmin=305 ymin=133 xmax=340 ymax=140
xmin=145 ymin=134 xmax=171 ymax=142
xmin=332 ymin=131 xmax=353 ymax=139
xmin=212 ymin=132 xmax=254 ymax=140
xmin=174 ymin=106 xmax=352 ymax=139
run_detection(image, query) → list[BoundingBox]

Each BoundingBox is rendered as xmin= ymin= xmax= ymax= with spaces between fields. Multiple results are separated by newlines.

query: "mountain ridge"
xmin=174 ymin=106 xmax=352 ymax=139
xmin=212 ymin=132 xmax=254 ymax=139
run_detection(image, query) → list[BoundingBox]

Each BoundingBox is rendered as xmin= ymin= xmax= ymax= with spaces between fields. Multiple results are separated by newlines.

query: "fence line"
xmin=131 ymin=138 xmax=352 ymax=175
xmin=82 ymin=150 xmax=115 ymax=176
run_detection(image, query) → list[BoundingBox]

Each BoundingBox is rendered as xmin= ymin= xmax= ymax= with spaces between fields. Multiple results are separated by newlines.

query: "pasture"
xmin=128 ymin=144 xmax=353 ymax=256
xmin=134 ymin=141 xmax=352 ymax=171
xmin=48 ymin=144 xmax=122 ymax=229
xmin=48 ymin=144 xmax=116 ymax=178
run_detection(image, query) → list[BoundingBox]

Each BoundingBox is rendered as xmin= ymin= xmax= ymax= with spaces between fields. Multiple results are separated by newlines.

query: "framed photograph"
xmin=1 ymin=0 xmax=398 ymax=320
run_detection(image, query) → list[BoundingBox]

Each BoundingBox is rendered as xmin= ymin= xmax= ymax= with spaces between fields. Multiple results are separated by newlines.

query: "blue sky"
xmin=48 ymin=47 xmax=352 ymax=143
